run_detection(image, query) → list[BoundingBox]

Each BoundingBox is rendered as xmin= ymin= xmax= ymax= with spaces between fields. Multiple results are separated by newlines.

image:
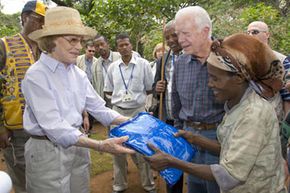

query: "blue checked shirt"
xmin=172 ymin=54 xmax=224 ymax=129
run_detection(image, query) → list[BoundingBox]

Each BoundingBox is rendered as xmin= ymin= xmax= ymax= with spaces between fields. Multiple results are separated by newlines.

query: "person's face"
xmin=85 ymin=45 xmax=95 ymax=59
xmin=164 ymin=25 xmax=181 ymax=53
xmin=117 ymin=38 xmax=132 ymax=57
xmin=155 ymin=47 xmax=164 ymax=59
xmin=52 ymin=35 xmax=82 ymax=65
xmin=175 ymin=15 xmax=209 ymax=55
xmin=94 ymin=37 xmax=110 ymax=58
xmin=22 ymin=12 xmax=44 ymax=35
xmin=247 ymin=24 xmax=269 ymax=44
xmin=207 ymin=64 xmax=240 ymax=105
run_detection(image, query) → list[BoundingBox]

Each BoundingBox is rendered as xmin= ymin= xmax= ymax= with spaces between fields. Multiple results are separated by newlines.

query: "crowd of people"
xmin=0 ymin=1 xmax=289 ymax=193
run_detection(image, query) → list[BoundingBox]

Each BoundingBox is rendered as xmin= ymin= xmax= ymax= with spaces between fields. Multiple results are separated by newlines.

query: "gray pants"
xmin=25 ymin=138 xmax=90 ymax=193
xmin=3 ymin=129 xmax=29 ymax=193
xmin=112 ymin=105 xmax=155 ymax=191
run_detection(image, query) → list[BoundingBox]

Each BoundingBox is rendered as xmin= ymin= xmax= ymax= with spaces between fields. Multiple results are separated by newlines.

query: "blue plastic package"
xmin=110 ymin=112 xmax=196 ymax=186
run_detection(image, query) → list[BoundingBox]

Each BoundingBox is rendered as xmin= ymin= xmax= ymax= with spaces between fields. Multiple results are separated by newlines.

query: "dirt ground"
xmin=0 ymin=124 xmax=187 ymax=193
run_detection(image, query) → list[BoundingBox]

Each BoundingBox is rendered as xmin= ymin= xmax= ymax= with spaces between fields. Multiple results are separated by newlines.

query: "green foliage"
xmin=141 ymin=27 xmax=163 ymax=61
xmin=82 ymin=0 xmax=197 ymax=59
xmin=240 ymin=2 xmax=280 ymax=24
xmin=0 ymin=12 xmax=20 ymax=37
xmin=203 ymin=1 xmax=289 ymax=54
xmin=239 ymin=2 xmax=289 ymax=54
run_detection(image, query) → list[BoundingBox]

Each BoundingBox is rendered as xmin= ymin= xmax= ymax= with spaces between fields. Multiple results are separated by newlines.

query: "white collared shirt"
xmin=22 ymin=53 xmax=121 ymax=148
xmin=104 ymin=55 xmax=153 ymax=108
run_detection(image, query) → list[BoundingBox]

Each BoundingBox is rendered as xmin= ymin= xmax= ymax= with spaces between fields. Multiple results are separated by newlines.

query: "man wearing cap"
xmin=0 ymin=1 xmax=46 ymax=192
xmin=145 ymin=33 xmax=287 ymax=193
xmin=21 ymin=6 xmax=134 ymax=193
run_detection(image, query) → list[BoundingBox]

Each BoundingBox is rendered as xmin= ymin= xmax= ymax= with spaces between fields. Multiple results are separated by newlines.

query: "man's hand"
xmin=97 ymin=136 xmax=135 ymax=154
xmin=174 ymin=130 xmax=198 ymax=144
xmin=144 ymin=143 xmax=172 ymax=171
xmin=155 ymin=80 xmax=167 ymax=94
xmin=83 ymin=116 xmax=90 ymax=133
xmin=0 ymin=129 xmax=11 ymax=149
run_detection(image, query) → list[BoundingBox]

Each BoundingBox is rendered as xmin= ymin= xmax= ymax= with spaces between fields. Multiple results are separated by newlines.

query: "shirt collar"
xmin=119 ymin=55 xmax=137 ymax=67
xmin=170 ymin=50 xmax=183 ymax=57
xmin=40 ymin=53 xmax=73 ymax=72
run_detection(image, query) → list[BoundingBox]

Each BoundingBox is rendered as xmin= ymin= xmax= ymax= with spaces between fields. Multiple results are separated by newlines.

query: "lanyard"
xmin=119 ymin=64 xmax=135 ymax=94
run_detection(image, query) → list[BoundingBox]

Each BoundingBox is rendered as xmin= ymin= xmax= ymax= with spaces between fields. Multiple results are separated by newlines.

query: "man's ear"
xmin=21 ymin=13 xmax=29 ymax=26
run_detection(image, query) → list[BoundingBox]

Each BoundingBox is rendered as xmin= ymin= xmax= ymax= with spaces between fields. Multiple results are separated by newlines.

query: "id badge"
xmin=122 ymin=93 xmax=133 ymax=102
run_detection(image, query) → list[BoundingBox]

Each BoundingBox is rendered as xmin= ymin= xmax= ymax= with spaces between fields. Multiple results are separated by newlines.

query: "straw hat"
xmin=28 ymin=6 xmax=96 ymax=41
xmin=207 ymin=33 xmax=284 ymax=98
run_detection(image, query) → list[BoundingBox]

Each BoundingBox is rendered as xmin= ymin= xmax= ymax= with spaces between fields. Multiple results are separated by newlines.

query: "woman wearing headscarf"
xmin=145 ymin=33 xmax=287 ymax=193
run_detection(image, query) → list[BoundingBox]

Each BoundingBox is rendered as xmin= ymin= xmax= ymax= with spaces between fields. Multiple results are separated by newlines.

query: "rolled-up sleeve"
xmin=210 ymin=164 xmax=242 ymax=192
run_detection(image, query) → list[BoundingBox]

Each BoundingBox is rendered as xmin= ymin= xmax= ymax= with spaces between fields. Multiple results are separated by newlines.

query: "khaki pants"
xmin=112 ymin=105 xmax=155 ymax=191
xmin=3 ymin=129 xmax=29 ymax=193
xmin=25 ymin=138 xmax=90 ymax=193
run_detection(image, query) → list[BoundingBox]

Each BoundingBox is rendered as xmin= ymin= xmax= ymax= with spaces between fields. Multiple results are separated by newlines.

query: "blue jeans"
xmin=185 ymin=127 xmax=220 ymax=193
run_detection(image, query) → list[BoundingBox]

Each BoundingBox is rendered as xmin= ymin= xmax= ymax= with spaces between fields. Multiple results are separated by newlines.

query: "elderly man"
xmin=0 ymin=1 xmax=46 ymax=192
xmin=21 ymin=6 xmax=134 ymax=193
xmin=171 ymin=6 xmax=224 ymax=193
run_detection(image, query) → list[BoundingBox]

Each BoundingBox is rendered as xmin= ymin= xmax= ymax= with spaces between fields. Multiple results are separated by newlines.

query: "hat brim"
xmin=28 ymin=26 xmax=97 ymax=41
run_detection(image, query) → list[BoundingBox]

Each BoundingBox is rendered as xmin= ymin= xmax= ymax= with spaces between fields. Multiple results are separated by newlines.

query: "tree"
xmin=50 ymin=0 xmax=289 ymax=59
xmin=0 ymin=11 xmax=20 ymax=37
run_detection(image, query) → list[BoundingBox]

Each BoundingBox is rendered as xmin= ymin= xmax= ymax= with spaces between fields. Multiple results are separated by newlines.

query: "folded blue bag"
xmin=110 ymin=112 xmax=196 ymax=186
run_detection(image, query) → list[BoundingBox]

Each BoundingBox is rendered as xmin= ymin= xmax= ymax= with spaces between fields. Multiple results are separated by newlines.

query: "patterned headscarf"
xmin=207 ymin=33 xmax=284 ymax=99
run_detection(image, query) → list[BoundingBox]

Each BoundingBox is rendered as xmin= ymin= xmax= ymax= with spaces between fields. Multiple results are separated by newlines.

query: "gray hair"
xmin=175 ymin=6 xmax=212 ymax=38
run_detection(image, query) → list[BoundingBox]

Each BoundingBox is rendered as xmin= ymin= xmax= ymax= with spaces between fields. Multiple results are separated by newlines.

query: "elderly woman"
xmin=21 ymin=7 xmax=134 ymax=193
xmin=145 ymin=33 xmax=287 ymax=193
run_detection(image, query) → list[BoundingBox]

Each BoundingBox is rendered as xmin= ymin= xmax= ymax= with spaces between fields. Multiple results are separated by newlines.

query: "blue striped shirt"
xmin=172 ymin=54 xmax=224 ymax=129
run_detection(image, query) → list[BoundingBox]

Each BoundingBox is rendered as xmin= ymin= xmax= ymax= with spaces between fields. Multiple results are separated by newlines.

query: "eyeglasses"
xmin=246 ymin=29 xmax=267 ymax=35
xmin=88 ymin=50 xmax=95 ymax=53
xmin=62 ymin=36 xmax=82 ymax=46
